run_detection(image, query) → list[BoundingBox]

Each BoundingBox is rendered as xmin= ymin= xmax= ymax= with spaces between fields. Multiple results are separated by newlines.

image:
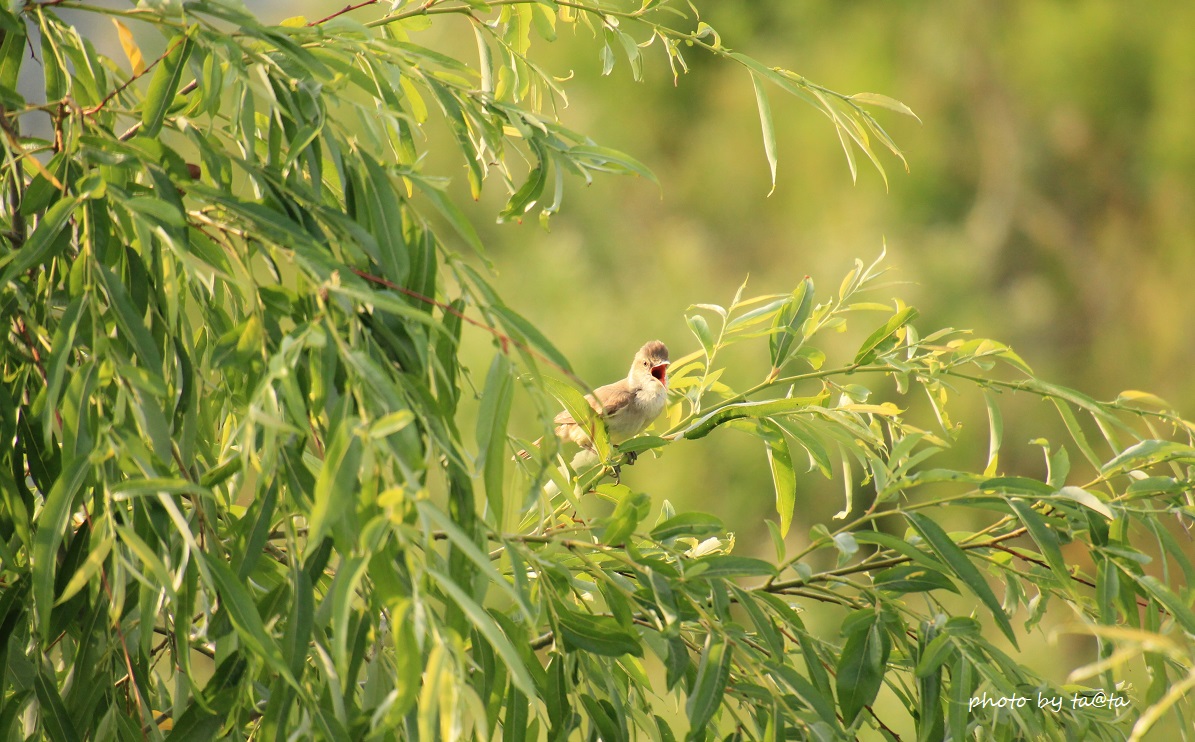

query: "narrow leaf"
xmin=686 ymin=635 xmax=732 ymax=731
xmin=906 ymin=512 xmax=1018 ymax=647
xmin=112 ymin=19 xmax=145 ymax=75
xmin=142 ymin=32 xmax=194 ymax=137
xmin=750 ymin=72 xmax=778 ymax=194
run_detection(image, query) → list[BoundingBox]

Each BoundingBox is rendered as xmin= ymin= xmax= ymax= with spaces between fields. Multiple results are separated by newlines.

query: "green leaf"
xmin=0 ymin=195 xmax=82 ymax=284
xmin=750 ymin=72 xmax=778 ymax=194
xmin=40 ymin=29 xmax=66 ymax=101
xmin=616 ymin=435 xmax=670 ymax=454
xmin=768 ymin=277 xmax=814 ymax=371
xmin=541 ymin=375 xmax=608 ymax=459
xmin=730 ymin=585 xmax=783 ymax=657
xmin=412 ymin=175 xmax=485 ymax=256
xmin=914 ymin=633 xmax=955 ymax=678
xmin=854 ymin=305 xmax=918 ymax=365
xmin=686 ymin=634 xmax=732 ymax=732
xmin=1131 ymin=574 xmax=1195 ymax=635
xmin=567 ymin=144 xmax=658 ymax=184
xmin=54 ymin=534 xmax=112 ymax=605
xmin=665 ymin=635 xmax=689 ymax=691
xmin=650 ymin=512 xmax=723 ymax=542
xmin=0 ymin=17 xmax=27 ymax=93
xmin=1101 ymin=439 xmax=1195 ymax=476
xmin=34 ymin=657 xmax=80 ymax=742
xmin=690 ymin=555 xmax=776 ymax=580
xmin=1007 ymin=499 xmax=1070 ymax=587
xmin=418 ymin=501 xmax=533 ymax=622
xmin=849 ymin=92 xmax=921 ymax=121
xmin=427 ymin=566 xmax=539 ymax=698
xmin=686 ymin=313 xmax=715 ymax=358
xmin=1053 ymin=486 xmax=1113 ymax=520
xmin=683 ymin=396 xmax=824 ymax=440
xmin=142 ymin=32 xmax=194 ymax=137
xmin=980 ymin=476 xmax=1054 ymax=496
xmin=477 ymin=354 xmax=514 ymax=520
xmin=554 ymin=605 xmax=642 ymax=657
xmin=765 ymin=519 xmax=786 ymax=563
xmin=835 ymin=612 xmax=890 ymax=723
xmin=872 ymin=565 xmax=959 ymax=595
xmin=598 ymin=486 xmax=650 ymax=546
xmin=760 ymin=420 xmax=796 ymax=537
xmin=32 ymin=455 xmax=90 ymax=638
xmin=204 ymin=556 xmax=297 ymax=689
xmin=95 ymin=264 xmax=164 ymax=376
xmin=307 ymin=418 xmax=361 ymax=548
xmin=852 ymin=529 xmax=947 ymax=573
xmin=281 ymin=561 xmax=314 ymax=681
xmin=905 ymin=512 xmax=1017 ymax=647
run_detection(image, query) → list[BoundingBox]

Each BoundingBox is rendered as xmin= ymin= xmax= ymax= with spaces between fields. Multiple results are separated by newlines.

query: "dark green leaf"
xmin=905 ymin=512 xmax=1017 ymax=647
xmin=205 ymin=557 xmax=297 ymax=689
xmin=31 ymin=455 xmax=89 ymax=638
xmin=760 ymin=420 xmax=796 ymax=537
xmin=598 ymin=487 xmax=650 ymax=546
xmin=872 ymin=565 xmax=959 ymax=595
xmin=690 ymin=555 xmax=776 ymax=580
xmin=686 ymin=635 xmax=732 ymax=732
xmin=854 ymin=306 xmax=918 ymax=365
xmin=651 ymin=512 xmax=723 ymax=542
xmin=477 ymin=354 xmax=514 ymax=520
xmin=34 ymin=657 xmax=80 ymax=742
xmin=554 ymin=605 xmax=642 ymax=657
xmin=836 ymin=613 xmax=890 ymax=723
xmin=769 ymin=278 xmax=813 ymax=370
xmin=1 ymin=195 xmax=82 ymax=284
xmin=1007 ymin=499 xmax=1070 ymax=586
xmin=142 ymin=32 xmax=194 ymax=137
xmin=427 ymin=566 xmax=539 ymax=698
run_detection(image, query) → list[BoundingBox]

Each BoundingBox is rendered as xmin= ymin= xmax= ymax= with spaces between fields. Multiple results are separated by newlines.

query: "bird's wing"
xmin=591 ymin=381 xmax=636 ymax=419
xmin=552 ymin=380 xmax=633 ymax=425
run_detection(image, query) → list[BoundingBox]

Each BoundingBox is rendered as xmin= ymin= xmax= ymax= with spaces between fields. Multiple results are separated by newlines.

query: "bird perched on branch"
xmin=554 ymin=340 xmax=671 ymax=453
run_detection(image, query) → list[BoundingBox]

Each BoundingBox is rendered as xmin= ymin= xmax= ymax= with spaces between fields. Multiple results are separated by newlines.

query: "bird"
xmin=553 ymin=340 xmax=671 ymax=458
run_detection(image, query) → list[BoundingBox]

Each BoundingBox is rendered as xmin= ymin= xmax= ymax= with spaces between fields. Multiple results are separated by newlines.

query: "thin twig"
xmin=307 ymin=0 xmax=379 ymax=26
xmin=85 ymin=35 xmax=186 ymax=117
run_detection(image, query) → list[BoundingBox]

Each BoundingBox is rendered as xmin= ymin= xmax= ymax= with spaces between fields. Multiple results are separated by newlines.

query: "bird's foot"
xmin=624 ymin=450 xmax=639 ymax=466
xmin=610 ymin=464 xmax=622 ymax=484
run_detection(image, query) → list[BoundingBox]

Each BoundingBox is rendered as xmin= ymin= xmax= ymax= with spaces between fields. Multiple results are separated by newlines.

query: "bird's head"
xmin=630 ymin=340 xmax=670 ymax=387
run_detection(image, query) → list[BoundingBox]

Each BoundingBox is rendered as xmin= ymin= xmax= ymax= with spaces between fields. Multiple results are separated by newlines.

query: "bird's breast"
xmin=605 ymin=384 xmax=668 ymax=439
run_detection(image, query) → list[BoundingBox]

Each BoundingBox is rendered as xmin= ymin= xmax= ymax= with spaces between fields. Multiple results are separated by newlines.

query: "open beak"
xmin=650 ymin=361 xmax=669 ymax=384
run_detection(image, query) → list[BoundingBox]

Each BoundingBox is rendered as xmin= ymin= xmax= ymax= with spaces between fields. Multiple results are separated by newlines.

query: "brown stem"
xmin=307 ymin=0 xmax=380 ymax=26
xmin=85 ymin=35 xmax=186 ymax=117
xmin=766 ymin=527 xmax=1030 ymax=592
xmin=118 ymin=80 xmax=198 ymax=141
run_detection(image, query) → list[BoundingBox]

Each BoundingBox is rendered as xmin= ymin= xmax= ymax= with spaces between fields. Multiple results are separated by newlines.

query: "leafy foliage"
xmin=0 ymin=1 xmax=1192 ymax=741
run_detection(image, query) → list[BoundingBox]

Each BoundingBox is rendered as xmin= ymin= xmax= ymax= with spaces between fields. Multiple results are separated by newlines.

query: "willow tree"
xmin=1 ymin=1 xmax=1193 ymax=740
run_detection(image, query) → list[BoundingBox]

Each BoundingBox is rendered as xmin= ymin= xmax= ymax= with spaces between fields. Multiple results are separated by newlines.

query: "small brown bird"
xmin=554 ymin=340 xmax=670 ymax=451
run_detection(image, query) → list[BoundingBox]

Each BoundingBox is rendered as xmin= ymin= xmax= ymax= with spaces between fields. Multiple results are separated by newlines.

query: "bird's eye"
xmin=642 ymin=360 xmax=649 ymax=366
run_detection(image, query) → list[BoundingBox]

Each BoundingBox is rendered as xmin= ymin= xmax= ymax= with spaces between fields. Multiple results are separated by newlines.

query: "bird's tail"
xmin=514 ymin=436 xmax=545 ymax=461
